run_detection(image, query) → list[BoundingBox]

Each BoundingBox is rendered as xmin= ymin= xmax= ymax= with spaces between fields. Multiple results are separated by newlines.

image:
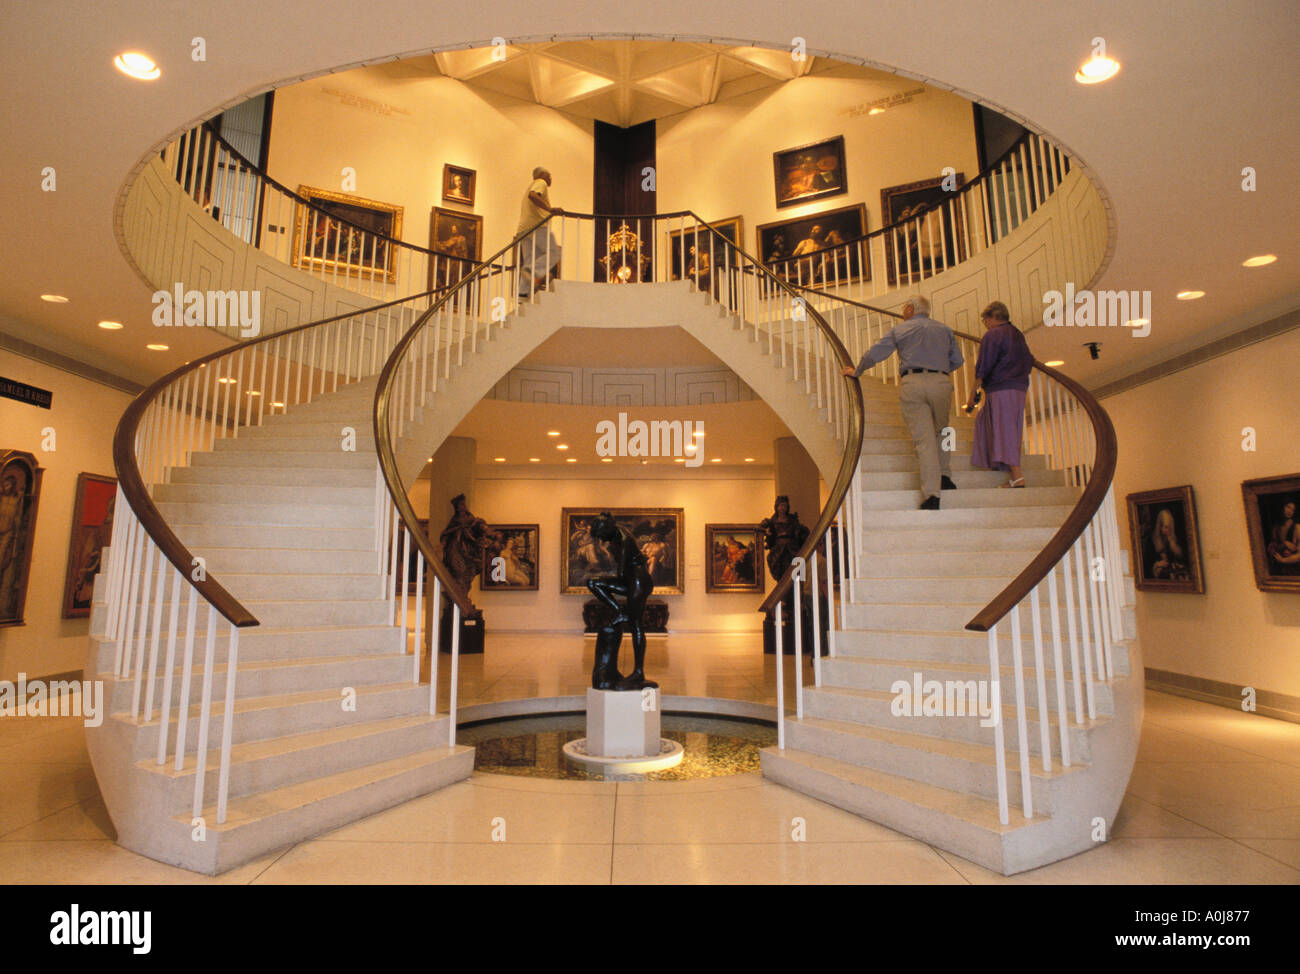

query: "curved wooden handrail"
xmin=113 ymin=284 xmax=458 ymax=628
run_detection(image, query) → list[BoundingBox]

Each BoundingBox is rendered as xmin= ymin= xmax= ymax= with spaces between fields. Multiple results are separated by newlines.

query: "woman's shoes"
xmin=1000 ymin=477 xmax=1026 ymax=488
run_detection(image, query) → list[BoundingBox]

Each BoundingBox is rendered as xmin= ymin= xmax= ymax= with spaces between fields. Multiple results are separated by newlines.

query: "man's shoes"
xmin=919 ymin=496 xmax=941 ymax=510
xmin=941 ymin=475 xmax=957 ymax=491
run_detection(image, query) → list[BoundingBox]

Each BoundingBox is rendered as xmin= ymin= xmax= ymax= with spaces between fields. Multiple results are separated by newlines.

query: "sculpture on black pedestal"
xmin=759 ymin=495 xmax=809 ymax=582
xmin=585 ymin=511 xmax=657 ymax=691
xmin=438 ymin=494 xmax=500 ymax=595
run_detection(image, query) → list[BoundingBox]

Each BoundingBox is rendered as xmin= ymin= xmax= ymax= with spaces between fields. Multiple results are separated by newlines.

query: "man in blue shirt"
xmin=841 ymin=295 xmax=963 ymax=509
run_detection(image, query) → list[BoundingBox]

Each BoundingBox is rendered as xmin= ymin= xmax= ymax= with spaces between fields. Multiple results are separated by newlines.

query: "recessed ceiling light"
xmin=868 ymin=107 xmax=885 ymax=116
xmin=1242 ymin=255 xmax=1277 ymax=267
xmin=641 ymin=460 xmax=649 ymax=465
xmin=146 ymin=343 xmax=168 ymax=351
xmin=556 ymin=443 xmax=569 ymax=450
xmin=565 ymin=457 xmax=577 ymax=463
xmin=1126 ymin=318 xmax=1150 ymax=329
xmin=673 ymin=458 xmax=686 ymax=464
xmin=744 ymin=457 xmax=755 ymax=463
xmin=97 ymin=320 xmax=123 ymax=330
xmin=600 ymin=457 xmax=613 ymax=463
xmin=114 ymin=52 xmax=160 ymax=80
xmin=546 ymin=430 xmax=561 ymax=437
xmin=1044 ymin=360 xmax=1065 ymax=367
xmin=272 ymin=402 xmax=285 ymax=409
xmin=217 ymin=377 xmax=236 ymax=384
xmin=246 ymin=390 xmax=261 ymax=397
xmin=1176 ymin=290 xmax=1205 ymax=300
xmin=528 ymin=457 xmax=540 ymax=463
xmin=710 ymin=458 xmax=722 ymax=463
xmin=693 ymin=430 xmax=705 ymax=438
xmin=40 ymin=294 xmax=69 ymax=303
xmin=493 ymin=457 xmax=506 ymax=462
xmin=1075 ymin=55 xmax=1120 ymax=85
xmin=426 ymin=457 xmax=433 ymax=463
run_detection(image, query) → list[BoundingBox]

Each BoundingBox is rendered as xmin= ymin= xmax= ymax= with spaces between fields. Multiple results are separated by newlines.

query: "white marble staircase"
xmin=761 ymin=381 xmax=1143 ymax=875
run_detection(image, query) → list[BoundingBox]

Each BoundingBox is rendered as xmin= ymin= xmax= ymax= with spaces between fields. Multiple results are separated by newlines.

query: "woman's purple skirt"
xmin=971 ymin=388 xmax=1026 ymax=472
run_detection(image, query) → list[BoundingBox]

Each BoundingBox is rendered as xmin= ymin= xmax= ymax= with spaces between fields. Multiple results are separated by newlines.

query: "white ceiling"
xmin=1 ymin=3 xmax=1297 ymax=391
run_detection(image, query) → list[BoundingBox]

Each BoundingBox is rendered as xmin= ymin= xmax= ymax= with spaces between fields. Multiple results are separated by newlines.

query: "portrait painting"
xmin=1242 ymin=473 xmax=1300 ymax=593
xmin=291 ymin=185 xmax=403 ymax=283
xmin=480 ymin=524 xmax=540 ymax=591
xmin=427 ymin=207 xmax=483 ymax=294
xmin=0 ymin=450 xmax=45 ymax=628
xmin=561 ymin=508 xmax=683 ymax=595
xmin=880 ymin=174 xmax=968 ymax=285
xmin=773 ymin=136 xmax=848 ymax=209
xmin=442 ymin=164 xmax=476 ymax=207
xmin=757 ymin=203 xmax=869 ymax=287
xmin=667 ymin=216 xmax=743 ymax=282
xmin=62 ymin=473 xmax=117 ymax=618
xmin=705 ymin=524 xmax=764 ymax=593
xmin=1125 ymin=485 xmax=1205 ymax=594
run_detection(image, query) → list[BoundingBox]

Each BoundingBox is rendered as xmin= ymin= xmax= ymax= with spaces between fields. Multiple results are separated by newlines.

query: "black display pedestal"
xmin=583 ymin=598 xmax=669 ymax=634
xmin=763 ymin=592 xmax=830 ymax=655
xmin=439 ymin=604 xmax=485 ymax=654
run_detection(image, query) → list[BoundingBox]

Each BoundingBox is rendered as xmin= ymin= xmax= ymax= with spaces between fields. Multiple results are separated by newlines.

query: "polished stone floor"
xmin=2 ymin=632 xmax=1298 ymax=884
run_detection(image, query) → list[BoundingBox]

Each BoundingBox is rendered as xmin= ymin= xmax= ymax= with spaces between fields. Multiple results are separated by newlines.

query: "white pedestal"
xmin=561 ymin=688 xmax=684 ymax=774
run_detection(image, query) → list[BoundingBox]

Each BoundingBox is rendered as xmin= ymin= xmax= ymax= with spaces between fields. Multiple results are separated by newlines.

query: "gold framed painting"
xmin=773 ymin=136 xmax=847 ymax=209
xmin=880 ymin=174 xmax=968 ymax=285
xmin=442 ymin=164 xmax=476 ymax=207
xmin=667 ymin=216 xmax=743 ymax=282
xmin=0 ymin=449 xmax=45 ymax=628
xmin=1125 ymin=485 xmax=1205 ymax=593
xmin=291 ymin=185 xmax=403 ymax=284
xmin=1242 ymin=473 xmax=1300 ymax=593
xmin=480 ymin=524 xmax=540 ymax=591
xmin=705 ymin=524 xmax=764 ymax=593
xmin=561 ymin=508 xmax=683 ymax=595
xmin=756 ymin=202 xmax=870 ymax=287
xmin=62 ymin=472 xmax=117 ymax=618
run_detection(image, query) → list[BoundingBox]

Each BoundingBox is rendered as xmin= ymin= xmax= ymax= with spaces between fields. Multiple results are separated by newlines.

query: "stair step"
xmin=92 ymin=623 xmax=403 ymax=667
xmin=859 ymin=526 xmax=1056 ymax=553
xmin=858 ymin=485 xmax=1080 ymax=510
xmin=155 ymin=500 xmax=372 ymax=528
xmin=189 ymin=450 xmax=376 ymax=470
xmin=858 ymin=453 xmax=1048 ymax=473
xmin=852 ymin=550 xmax=1038 ymax=577
xmin=169 ymin=465 xmax=376 ymax=487
xmin=860 ymin=505 xmax=1074 ymax=528
xmin=855 ymin=469 xmax=1065 ymax=491
xmin=211 ymin=434 xmax=374 ymax=453
xmin=188 ymin=546 xmax=379 ymax=575
xmin=170 ymin=523 xmax=374 ymax=550
xmin=154 ymin=482 xmax=375 ymax=507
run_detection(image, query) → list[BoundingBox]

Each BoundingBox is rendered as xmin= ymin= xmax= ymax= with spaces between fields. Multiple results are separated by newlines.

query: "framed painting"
xmin=705 ymin=524 xmax=764 ymax=593
xmin=0 ymin=450 xmax=45 ymax=628
xmin=561 ymin=508 xmax=683 ymax=595
xmin=291 ymin=186 xmax=403 ymax=284
xmin=427 ymin=206 xmax=483 ymax=295
xmin=756 ymin=202 xmax=869 ymax=287
xmin=480 ymin=524 xmax=540 ymax=591
xmin=61 ymin=472 xmax=117 ymax=618
xmin=667 ymin=216 xmax=743 ymax=281
xmin=1242 ymin=473 xmax=1300 ymax=593
xmin=442 ymin=164 xmax=476 ymax=207
xmin=1125 ymin=485 xmax=1205 ymax=593
xmin=880 ymin=174 xmax=967 ymax=285
xmin=773 ymin=136 xmax=847 ymax=209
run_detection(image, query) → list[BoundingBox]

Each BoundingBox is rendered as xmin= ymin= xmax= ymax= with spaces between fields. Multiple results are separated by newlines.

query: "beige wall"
xmin=0 ymin=358 xmax=130 ymax=681
xmin=656 ymin=67 xmax=980 ymax=256
xmin=267 ymin=72 xmax=595 ymax=259
xmin=466 ymin=470 xmax=777 ymax=631
xmin=1105 ymin=326 xmax=1300 ymax=698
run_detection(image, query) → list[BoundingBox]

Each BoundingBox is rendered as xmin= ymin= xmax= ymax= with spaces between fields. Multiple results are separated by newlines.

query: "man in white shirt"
xmin=517 ymin=167 xmax=564 ymax=298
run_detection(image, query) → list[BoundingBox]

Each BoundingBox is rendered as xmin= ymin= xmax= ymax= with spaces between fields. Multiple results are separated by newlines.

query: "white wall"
xmin=464 ymin=470 xmax=778 ymax=631
xmin=0 ymin=359 xmax=131 ymax=681
xmin=657 ymin=66 xmax=980 ymax=257
xmin=268 ymin=71 xmax=594 ymax=258
xmin=1105 ymin=326 xmax=1300 ymax=698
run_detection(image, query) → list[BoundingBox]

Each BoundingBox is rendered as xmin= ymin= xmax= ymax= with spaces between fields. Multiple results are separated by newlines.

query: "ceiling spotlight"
xmin=114 ymin=52 xmax=160 ymax=80
xmin=692 ymin=430 xmax=705 ymax=438
xmin=245 ymin=390 xmax=261 ymax=397
xmin=426 ymin=457 xmax=433 ymax=463
xmin=673 ymin=458 xmax=686 ymax=464
xmin=556 ymin=443 xmax=569 ymax=450
xmin=146 ymin=343 xmax=169 ymax=351
xmin=600 ymin=457 xmax=613 ymax=463
xmin=1044 ymin=360 xmax=1065 ymax=367
xmin=710 ymin=458 xmax=722 ymax=463
xmin=272 ymin=402 xmax=285 ymax=409
xmin=546 ymin=430 xmax=561 ymax=437
xmin=493 ymin=457 xmax=506 ymax=462
xmin=1084 ymin=342 xmax=1101 ymax=360
xmin=217 ymin=377 xmax=236 ymax=384
xmin=40 ymin=294 xmax=69 ymax=303
xmin=744 ymin=457 xmax=755 ymax=463
xmin=565 ymin=457 xmax=577 ymax=463
xmin=1075 ymin=54 xmax=1120 ymax=85
xmin=1176 ymin=290 xmax=1205 ymax=300
xmin=1242 ymin=255 xmax=1277 ymax=267
xmin=97 ymin=320 xmax=123 ymax=330
xmin=528 ymin=457 xmax=540 ymax=463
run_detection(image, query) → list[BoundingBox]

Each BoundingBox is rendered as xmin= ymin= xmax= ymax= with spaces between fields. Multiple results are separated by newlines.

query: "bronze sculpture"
xmin=438 ymin=494 xmax=500 ymax=594
xmin=759 ymin=495 xmax=809 ymax=581
xmin=585 ymin=512 xmax=657 ymax=691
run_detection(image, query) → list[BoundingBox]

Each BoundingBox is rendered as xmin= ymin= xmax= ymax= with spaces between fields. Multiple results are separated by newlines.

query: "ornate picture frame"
xmin=561 ymin=507 xmax=683 ymax=595
xmin=0 ymin=449 xmax=45 ymax=628
xmin=291 ymin=185 xmax=403 ymax=284
xmin=1125 ymin=485 xmax=1205 ymax=594
xmin=756 ymin=202 xmax=869 ymax=287
xmin=704 ymin=524 xmax=765 ymax=593
xmin=880 ymin=174 xmax=968 ymax=285
xmin=442 ymin=164 xmax=476 ymax=207
xmin=62 ymin=472 xmax=117 ymax=618
xmin=480 ymin=524 xmax=540 ymax=591
xmin=773 ymin=135 xmax=848 ymax=209
xmin=1242 ymin=473 xmax=1300 ymax=593
xmin=427 ymin=206 xmax=483 ymax=295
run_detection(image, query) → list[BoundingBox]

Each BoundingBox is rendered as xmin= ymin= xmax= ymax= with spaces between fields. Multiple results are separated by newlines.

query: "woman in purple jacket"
xmin=964 ymin=301 xmax=1035 ymax=487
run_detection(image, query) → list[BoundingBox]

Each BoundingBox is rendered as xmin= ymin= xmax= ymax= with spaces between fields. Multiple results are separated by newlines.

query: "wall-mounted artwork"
xmin=705 ymin=524 xmax=764 ymax=593
xmin=880 ymin=174 xmax=967 ymax=285
xmin=480 ymin=524 xmax=540 ymax=591
xmin=0 ymin=450 xmax=45 ymax=627
xmin=667 ymin=216 xmax=743 ymax=281
xmin=773 ymin=136 xmax=847 ymax=209
xmin=62 ymin=473 xmax=117 ymax=618
xmin=1242 ymin=473 xmax=1300 ymax=593
xmin=561 ymin=508 xmax=683 ymax=595
xmin=292 ymin=185 xmax=403 ymax=283
xmin=1126 ymin=485 xmax=1205 ymax=593
xmin=442 ymin=164 xmax=476 ymax=207
xmin=428 ymin=206 xmax=483 ymax=295
xmin=757 ymin=203 xmax=869 ymax=287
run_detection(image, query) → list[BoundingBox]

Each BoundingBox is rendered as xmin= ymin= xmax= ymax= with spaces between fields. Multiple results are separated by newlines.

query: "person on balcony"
xmin=965 ymin=300 xmax=1034 ymax=488
xmin=841 ymin=295 xmax=963 ymax=510
xmin=517 ymin=166 xmax=564 ymax=298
